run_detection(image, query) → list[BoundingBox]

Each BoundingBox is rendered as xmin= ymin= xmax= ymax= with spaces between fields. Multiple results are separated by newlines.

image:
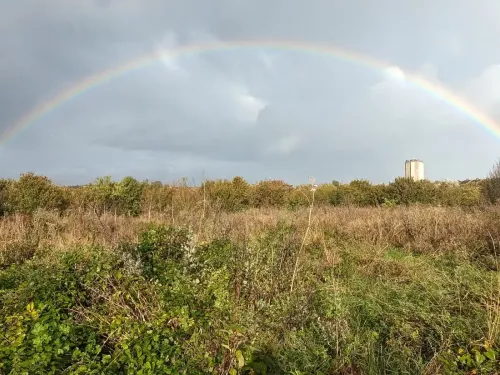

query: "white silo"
xmin=404 ymin=159 xmax=424 ymax=181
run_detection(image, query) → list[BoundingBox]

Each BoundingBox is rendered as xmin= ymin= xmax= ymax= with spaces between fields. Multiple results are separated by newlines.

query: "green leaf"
xmin=26 ymin=302 xmax=34 ymax=313
xmin=475 ymin=350 xmax=485 ymax=365
xmin=235 ymin=350 xmax=245 ymax=369
xmin=484 ymin=348 xmax=496 ymax=360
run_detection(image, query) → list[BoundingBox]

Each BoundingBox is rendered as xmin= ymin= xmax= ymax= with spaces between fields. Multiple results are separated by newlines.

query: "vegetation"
xmin=0 ymin=168 xmax=499 ymax=374
xmin=0 ymin=173 xmax=492 ymax=218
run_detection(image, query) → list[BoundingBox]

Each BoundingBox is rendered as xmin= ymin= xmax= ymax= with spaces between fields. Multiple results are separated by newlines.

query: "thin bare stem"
xmin=290 ymin=179 xmax=316 ymax=293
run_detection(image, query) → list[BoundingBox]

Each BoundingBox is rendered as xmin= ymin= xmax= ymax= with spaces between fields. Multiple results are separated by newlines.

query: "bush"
xmin=287 ymin=185 xmax=310 ymax=210
xmin=387 ymin=178 xmax=436 ymax=205
xmin=252 ymin=180 xmax=293 ymax=208
xmin=330 ymin=180 xmax=383 ymax=206
xmin=115 ymin=176 xmax=144 ymax=216
xmin=0 ymin=221 xmax=498 ymax=374
xmin=0 ymin=179 xmax=10 ymax=216
xmin=482 ymin=158 xmax=500 ymax=204
xmin=4 ymin=173 xmax=68 ymax=214
xmin=204 ymin=177 xmax=251 ymax=212
xmin=0 ymin=172 xmax=493 ymax=217
xmin=0 ymin=229 xmax=249 ymax=374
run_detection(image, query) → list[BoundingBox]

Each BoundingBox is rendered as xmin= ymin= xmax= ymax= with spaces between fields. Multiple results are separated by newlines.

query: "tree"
xmin=387 ymin=177 xmax=418 ymax=206
xmin=86 ymin=176 xmax=117 ymax=216
xmin=115 ymin=176 xmax=143 ymax=216
xmin=413 ymin=180 xmax=438 ymax=204
xmin=439 ymin=183 xmax=481 ymax=206
xmin=65 ymin=185 xmax=89 ymax=213
xmin=348 ymin=179 xmax=380 ymax=206
xmin=330 ymin=180 xmax=380 ymax=206
xmin=231 ymin=176 xmax=251 ymax=209
xmin=314 ymin=184 xmax=338 ymax=205
xmin=252 ymin=180 xmax=293 ymax=208
xmin=202 ymin=177 xmax=251 ymax=212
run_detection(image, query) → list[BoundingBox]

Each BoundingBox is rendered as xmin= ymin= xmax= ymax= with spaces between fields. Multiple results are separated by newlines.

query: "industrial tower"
xmin=405 ymin=159 xmax=424 ymax=181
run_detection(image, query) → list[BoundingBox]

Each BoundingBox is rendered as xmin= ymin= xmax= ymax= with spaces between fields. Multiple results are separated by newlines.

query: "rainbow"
xmin=1 ymin=39 xmax=498 ymax=145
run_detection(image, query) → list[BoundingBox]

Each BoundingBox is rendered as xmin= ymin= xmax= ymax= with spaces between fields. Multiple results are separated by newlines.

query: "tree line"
xmin=1 ymin=168 xmax=500 ymax=216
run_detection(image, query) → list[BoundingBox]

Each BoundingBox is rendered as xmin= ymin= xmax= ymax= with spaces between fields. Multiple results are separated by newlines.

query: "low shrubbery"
xmin=1 ymin=222 xmax=498 ymax=374
xmin=0 ymin=173 xmax=492 ymax=219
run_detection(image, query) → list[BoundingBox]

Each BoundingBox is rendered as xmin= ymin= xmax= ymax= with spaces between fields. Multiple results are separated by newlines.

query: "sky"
xmin=1 ymin=0 xmax=500 ymax=185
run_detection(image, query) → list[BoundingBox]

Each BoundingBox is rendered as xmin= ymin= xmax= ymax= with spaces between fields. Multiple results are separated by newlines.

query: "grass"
xmin=0 ymin=205 xmax=499 ymax=374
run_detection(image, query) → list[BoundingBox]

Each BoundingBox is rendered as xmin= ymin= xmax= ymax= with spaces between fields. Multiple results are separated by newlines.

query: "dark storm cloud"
xmin=2 ymin=0 xmax=500 ymax=184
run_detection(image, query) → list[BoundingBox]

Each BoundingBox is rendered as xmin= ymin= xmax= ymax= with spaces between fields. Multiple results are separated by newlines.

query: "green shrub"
xmin=0 ymin=224 xmax=497 ymax=374
xmin=252 ymin=180 xmax=293 ymax=208
xmin=115 ymin=176 xmax=144 ymax=216
xmin=0 ymin=178 xmax=10 ymax=216
xmin=204 ymin=177 xmax=251 ymax=212
xmin=287 ymin=185 xmax=310 ymax=210
xmin=4 ymin=173 xmax=68 ymax=214
xmin=441 ymin=340 xmax=500 ymax=374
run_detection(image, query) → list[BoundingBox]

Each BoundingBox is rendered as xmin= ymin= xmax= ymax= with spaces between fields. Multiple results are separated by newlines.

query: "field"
xmin=0 ymin=175 xmax=500 ymax=374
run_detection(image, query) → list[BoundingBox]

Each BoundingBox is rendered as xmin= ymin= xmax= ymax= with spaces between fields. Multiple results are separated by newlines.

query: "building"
xmin=405 ymin=159 xmax=424 ymax=181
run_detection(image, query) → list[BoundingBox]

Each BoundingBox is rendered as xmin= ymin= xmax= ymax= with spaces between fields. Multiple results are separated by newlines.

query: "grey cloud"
xmin=2 ymin=0 xmax=500 ymax=184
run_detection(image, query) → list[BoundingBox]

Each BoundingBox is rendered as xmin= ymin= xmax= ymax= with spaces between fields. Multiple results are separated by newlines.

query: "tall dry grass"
xmin=1 ymin=205 xmax=498 ymax=257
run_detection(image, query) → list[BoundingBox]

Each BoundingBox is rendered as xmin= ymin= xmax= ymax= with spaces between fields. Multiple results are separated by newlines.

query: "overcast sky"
xmin=1 ymin=0 xmax=500 ymax=185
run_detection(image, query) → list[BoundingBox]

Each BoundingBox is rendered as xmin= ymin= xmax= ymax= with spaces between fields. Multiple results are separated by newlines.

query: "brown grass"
xmin=1 ymin=205 xmax=499 ymax=261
